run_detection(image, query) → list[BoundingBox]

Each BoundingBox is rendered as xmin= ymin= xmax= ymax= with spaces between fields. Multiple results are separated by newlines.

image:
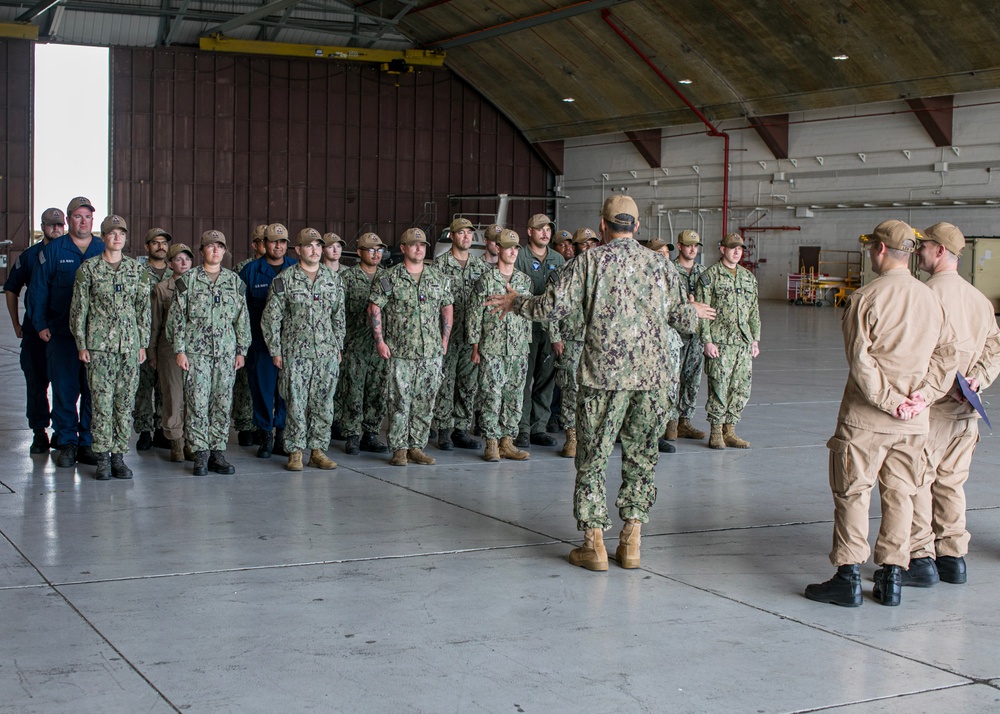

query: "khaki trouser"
xmin=910 ymin=416 xmax=978 ymax=559
xmin=827 ymin=423 xmax=926 ymax=567
xmin=157 ymin=344 xmax=186 ymax=441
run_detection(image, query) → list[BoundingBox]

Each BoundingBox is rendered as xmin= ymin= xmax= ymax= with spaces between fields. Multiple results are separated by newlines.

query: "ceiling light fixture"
xmin=832 ymin=53 xmax=849 ymax=61
xmin=562 ymin=97 xmax=575 ymax=103
xmin=678 ymin=79 xmax=693 ymax=84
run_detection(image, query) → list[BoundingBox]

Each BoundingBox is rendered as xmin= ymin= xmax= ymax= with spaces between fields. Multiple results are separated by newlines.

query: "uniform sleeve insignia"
xmin=238 ymin=281 xmax=247 ymax=296
xmin=547 ymin=271 xmax=559 ymax=285
xmin=379 ymin=276 xmax=393 ymax=294
xmin=475 ymin=276 xmax=485 ymax=294
xmin=699 ymin=273 xmax=712 ymax=286
xmin=273 ymin=277 xmax=285 ymax=293
xmin=38 ymin=251 xmax=46 ymax=265
xmin=176 ymin=276 xmax=188 ymax=293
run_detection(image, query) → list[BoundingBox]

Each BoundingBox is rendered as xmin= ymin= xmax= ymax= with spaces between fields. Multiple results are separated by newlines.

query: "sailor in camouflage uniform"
xmin=232 ymin=224 xmax=267 ymax=446
xmin=337 ymin=232 xmax=390 ymax=455
xmin=70 ymin=215 xmax=151 ymax=480
xmin=134 ymin=227 xmax=172 ymax=451
xmin=489 ymin=196 xmax=715 ymax=572
xmin=368 ymin=228 xmax=453 ymax=467
xmin=696 ymin=232 xmax=760 ymax=449
xmin=167 ymin=230 xmax=251 ymax=476
xmin=262 ymin=228 xmax=345 ymax=472
xmin=433 ymin=217 xmax=488 ymax=451
xmin=643 ymin=237 xmax=684 ymax=455
xmin=467 ymin=229 xmax=532 ymax=462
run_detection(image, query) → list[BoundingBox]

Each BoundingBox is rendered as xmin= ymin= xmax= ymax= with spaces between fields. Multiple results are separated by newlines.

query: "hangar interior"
xmin=1 ymin=1 xmax=999 ymax=711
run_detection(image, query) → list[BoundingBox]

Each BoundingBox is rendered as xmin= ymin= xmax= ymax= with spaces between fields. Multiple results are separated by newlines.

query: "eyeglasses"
xmin=363 ymin=247 xmax=384 ymax=254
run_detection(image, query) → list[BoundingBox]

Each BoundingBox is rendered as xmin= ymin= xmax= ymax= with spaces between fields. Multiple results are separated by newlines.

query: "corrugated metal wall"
xmin=1 ymin=38 xmax=33 ymax=265
xmin=110 ymin=47 xmax=552 ymax=264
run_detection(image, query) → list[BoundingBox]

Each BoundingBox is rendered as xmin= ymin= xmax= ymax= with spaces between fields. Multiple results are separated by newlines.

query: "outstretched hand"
xmin=689 ymin=294 xmax=716 ymax=320
xmin=486 ymin=285 xmax=518 ymax=317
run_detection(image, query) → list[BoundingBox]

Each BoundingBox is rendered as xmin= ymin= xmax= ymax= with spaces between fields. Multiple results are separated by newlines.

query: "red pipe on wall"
xmin=601 ymin=9 xmax=730 ymax=237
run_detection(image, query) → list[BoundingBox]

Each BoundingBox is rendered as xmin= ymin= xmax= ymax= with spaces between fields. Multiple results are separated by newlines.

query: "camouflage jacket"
xmin=512 ymin=236 xmax=698 ymax=391
xmin=434 ymin=250 xmax=489 ymax=343
xmin=368 ymin=262 xmax=453 ymax=360
xmin=342 ymin=264 xmax=386 ymax=346
xmin=261 ymin=263 xmax=346 ymax=360
xmin=696 ymin=261 xmax=760 ymax=345
xmin=166 ymin=267 xmax=251 ymax=359
xmin=673 ymin=259 xmax=707 ymax=301
xmin=467 ymin=267 xmax=532 ymax=358
xmin=547 ymin=258 xmax=585 ymax=343
xmin=70 ymin=255 xmax=151 ymax=354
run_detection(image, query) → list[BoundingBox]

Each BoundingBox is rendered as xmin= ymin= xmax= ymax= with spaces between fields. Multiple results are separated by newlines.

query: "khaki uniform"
xmin=133 ymin=263 xmax=170 ymax=435
xmin=911 ymin=272 xmax=1000 ymax=559
xmin=149 ymin=276 xmax=185 ymax=441
xmin=828 ymin=268 xmax=956 ymax=567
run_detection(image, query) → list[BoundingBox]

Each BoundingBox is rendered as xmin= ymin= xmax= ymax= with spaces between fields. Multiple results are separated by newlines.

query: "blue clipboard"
xmin=957 ymin=372 xmax=991 ymax=429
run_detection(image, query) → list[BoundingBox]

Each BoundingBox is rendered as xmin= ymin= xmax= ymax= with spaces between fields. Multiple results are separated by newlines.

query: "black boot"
xmin=237 ymin=430 xmax=254 ymax=447
xmin=136 ymin=431 xmax=153 ymax=451
xmin=514 ymin=431 xmax=530 ymax=448
xmin=55 ymin=444 xmax=78 ymax=468
xmin=360 ymin=432 xmax=388 ymax=453
xmin=438 ymin=429 xmax=454 ymax=451
xmin=193 ymin=450 xmax=209 ymax=476
xmin=208 ymin=450 xmax=236 ymax=475
xmin=152 ymin=428 xmax=171 ymax=449
xmin=452 ymin=429 xmax=481 ymax=449
xmin=257 ymin=430 xmax=274 ymax=458
xmin=873 ymin=565 xmax=903 ymax=606
xmin=805 ymin=564 xmax=862 ymax=607
xmin=331 ymin=422 xmax=345 ymax=441
xmin=95 ymin=451 xmax=111 ymax=480
xmin=935 ymin=555 xmax=967 ymax=584
xmin=658 ymin=438 xmax=676 ymax=453
xmin=344 ymin=435 xmax=361 ymax=455
xmin=273 ymin=428 xmax=289 ymax=457
xmin=77 ymin=445 xmax=99 ymax=465
xmin=110 ymin=453 xmax=133 ymax=480
xmin=253 ymin=428 xmax=265 ymax=445
xmin=530 ymin=432 xmax=556 ymax=447
xmin=30 ymin=429 xmax=49 ymax=454
xmin=901 ymin=557 xmax=939 ymax=587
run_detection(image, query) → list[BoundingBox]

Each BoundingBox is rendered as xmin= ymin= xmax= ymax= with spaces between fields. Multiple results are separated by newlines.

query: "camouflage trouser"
xmin=676 ymin=334 xmax=704 ymax=420
xmin=231 ymin=367 xmax=254 ymax=431
xmin=386 ymin=356 xmax=443 ymax=452
xmin=184 ymin=353 xmax=237 ymax=452
xmin=554 ymin=340 xmax=583 ymax=429
xmin=574 ymin=385 xmax=667 ymax=531
xmin=278 ymin=357 xmax=339 ymax=452
xmin=704 ymin=342 xmax=752 ymax=425
xmin=433 ymin=341 xmax=478 ymax=432
xmin=478 ymin=353 xmax=528 ymax=440
xmin=87 ymin=350 xmax=140 ymax=453
xmin=335 ymin=342 xmax=388 ymax=435
xmin=132 ymin=360 xmax=163 ymax=433
xmin=664 ymin=329 xmax=683 ymax=423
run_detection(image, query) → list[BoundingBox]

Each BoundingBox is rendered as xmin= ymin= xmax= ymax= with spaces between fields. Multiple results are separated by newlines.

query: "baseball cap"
xmin=400 ymin=228 xmax=430 ymax=246
xmin=251 ymin=224 xmax=267 ymax=242
xmin=265 ymin=223 xmax=288 ymax=242
xmin=721 ymin=232 xmax=745 ymax=248
xmin=646 ymin=238 xmax=674 ymax=252
xmin=67 ymin=196 xmax=96 ymax=214
xmin=553 ymin=230 xmax=573 ymax=245
xmin=297 ymin=227 xmax=324 ymax=246
xmin=497 ymin=229 xmax=520 ymax=249
xmin=323 ymin=232 xmax=346 ymax=247
xmin=601 ymin=195 xmax=638 ymax=224
xmin=200 ymin=229 xmax=227 ymax=248
xmin=677 ymin=229 xmax=701 ymax=246
xmin=449 ymin=217 xmax=474 ymax=233
xmin=100 ymin=215 xmax=128 ymax=235
xmin=527 ymin=214 xmax=555 ymax=230
xmin=922 ymin=222 xmax=965 ymax=256
xmin=167 ymin=243 xmax=194 ymax=260
xmin=572 ymin=227 xmax=599 ymax=245
xmin=41 ymin=207 xmax=65 ymax=225
xmin=145 ymin=227 xmax=172 ymax=243
xmin=484 ymin=224 xmax=503 ymax=241
xmin=357 ymin=232 xmax=386 ymax=250
xmin=859 ymin=220 xmax=920 ymax=253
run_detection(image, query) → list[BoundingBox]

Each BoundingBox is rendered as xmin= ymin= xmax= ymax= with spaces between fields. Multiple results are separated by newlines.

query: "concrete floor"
xmin=1 ymin=301 xmax=999 ymax=713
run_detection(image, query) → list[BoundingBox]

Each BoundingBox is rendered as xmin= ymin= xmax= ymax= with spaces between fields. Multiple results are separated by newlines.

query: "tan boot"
xmin=663 ymin=420 xmax=678 ymax=441
xmin=568 ymin=528 xmax=609 ymax=571
xmin=169 ymin=438 xmax=185 ymax=462
xmin=499 ymin=436 xmax=530 ymax=460
xmin=483 ymin=438 xmax=500 ymax=462
xmin=709 ymin=424 xmax=726 ymax=449
xmin=560 ymin=428 xmax=577 ymax=458
xmin=308 ymin=449 xmax=337 ymax=470
xmin=285 ymin=450 xmax=303 ymax=471
xmin=407 ymin=448 xmax=436 ymax=465
xmin=723 ymin=424 xmax=751 ymax=448
xmin=390 ymin=449 xmax=408 ymax=466
xmin=677 ymin=417 xmax=707 ymax=440
xmin=616 ymin=519 xmax=642 ymax=568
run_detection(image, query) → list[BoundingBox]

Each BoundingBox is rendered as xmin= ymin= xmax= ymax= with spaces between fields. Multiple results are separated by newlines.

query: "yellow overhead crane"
xmin=0 ymin=22 xmax=39 ymax=40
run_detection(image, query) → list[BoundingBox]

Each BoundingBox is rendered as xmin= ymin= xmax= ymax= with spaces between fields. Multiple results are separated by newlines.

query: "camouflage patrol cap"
xmin=167 ymin=243 xmax=194 ymax=261
xmin=357 ymin=232 xmax=385 ymax=250
xmin=572 ymin=227 xmax=599 ymax=245
xmin=646 ymin=238 xmax=674 ymax=252
xmin=100 ymin=215 xmax=128 ymax=235
xmin=251 ymin=224 xmax=267 ymax=242
xmin=859 ymin=220 xmax=919 ymax=253
xmin=265 ymin=223 xmax=288 ymax=242
xmin=553 ymin=229 xmax=573 ymax=245
xmin=677 ymin=229 xmax=701 ymax=246
xmin=497 ymin=229 xmax=520 ymax=249
xmin=449 ymin=217 xmax=474 ymax=233
xmin=323 ymin=232 xmax=346 ymax=247
xmin=527 ymin=214 xmax=555 ymax=230
xmin=297 ymin=227 xmax=324 ymax=246
xmin=400 ymin=227 xmax=430 ymax=246
xmin=200 ymin=229 xmax=227 ymax=248
xmin=720 ymin=232 xmax=745 ymax=248
xmin=41 ymin=207 xmax=65 ymax=225
xmin=144 ymin=227 xmax=172 ymax=243
xmin=601 ymin=195 xmax=638 ymax=224
xmin=922 ymin=222 xmax=965 ymax=256
xmin=67 ymin=196 xmax=96 ymax=214
xmin=484 ymin=224 xmax=503 ymax=241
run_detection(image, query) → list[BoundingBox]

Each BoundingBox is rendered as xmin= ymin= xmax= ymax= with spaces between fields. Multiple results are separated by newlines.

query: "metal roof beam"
xmin=163 ymin=0 xmax=193 ymax=46
xmin=15 ymin=0 xmax=61 ymax=23
xmin=906 ymin=96 xmax=954 ymax=147
xmin=747 ymin=114 xmax=789 ymax=160
xmin=206 ymin=0 xmax=308 ymax=35
xmin=624 ymin=129 xmax=661 ymax=168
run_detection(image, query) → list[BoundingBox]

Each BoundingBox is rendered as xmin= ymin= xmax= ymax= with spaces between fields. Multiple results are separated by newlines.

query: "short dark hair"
xmin=604 ymin=216 xmax=636 ymax=234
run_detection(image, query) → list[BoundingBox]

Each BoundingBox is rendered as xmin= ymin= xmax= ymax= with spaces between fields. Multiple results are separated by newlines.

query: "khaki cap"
xmin=646 ymin=238 xmax=674 ymax=252
xmin=357 ymin=232 xmax=386 ymax=250
xmin=323 ymin=232 xmax=346 ymax=246
xmin=67 ymin=196 xmax=96 ymax=214
xmin=251 ymin=224 xmax=267 ymax=242
xmin=145 ymin=227 xmax=171 ymax=243
xmin=400 ymin=227 xmax=430 ymax=246
xmin=100 ymin=215 xmax=128 ymax=235
xmin=527 ymin=214 xmax=554 ymax=230
xmin=297 ymin=227 xmax=324 ymax=246
xmin=572 ymin=227 xmax=599 ymax=245
xmin=449 ymin=217 xmax=474 ymax=233
xmin=497 ymin=229 xmax=520 ymax=249
xmin=41 ymin=207 xmax=65 ymax=225
xmin=677 ymin=229 xmax=701 ymax=246
xmin=721 ymin=232 xmax=745 ymax=248
xmin=859 ymin=220 xmax=920 ymax=253
xmin=167 ymin=243 xmax=194 ymax=260
xmin=553 ymin=229 xmax=573 ymax=244
xmin=200 ymin=229 xmax=227 ymax=248
xmin=922 ymin=222 xmax=965 ymax=256
xmin=601 ymin=195 xmax=638 ymax=224
xmin=484 ymin=224 xmax=503 ymax=241
xmin=265 ymin=223 xmax=288 ymax=242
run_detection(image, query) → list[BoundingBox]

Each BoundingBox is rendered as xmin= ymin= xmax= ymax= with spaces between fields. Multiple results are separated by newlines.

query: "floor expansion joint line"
xmin=789 ymin=681 xmax=979 ymax=713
